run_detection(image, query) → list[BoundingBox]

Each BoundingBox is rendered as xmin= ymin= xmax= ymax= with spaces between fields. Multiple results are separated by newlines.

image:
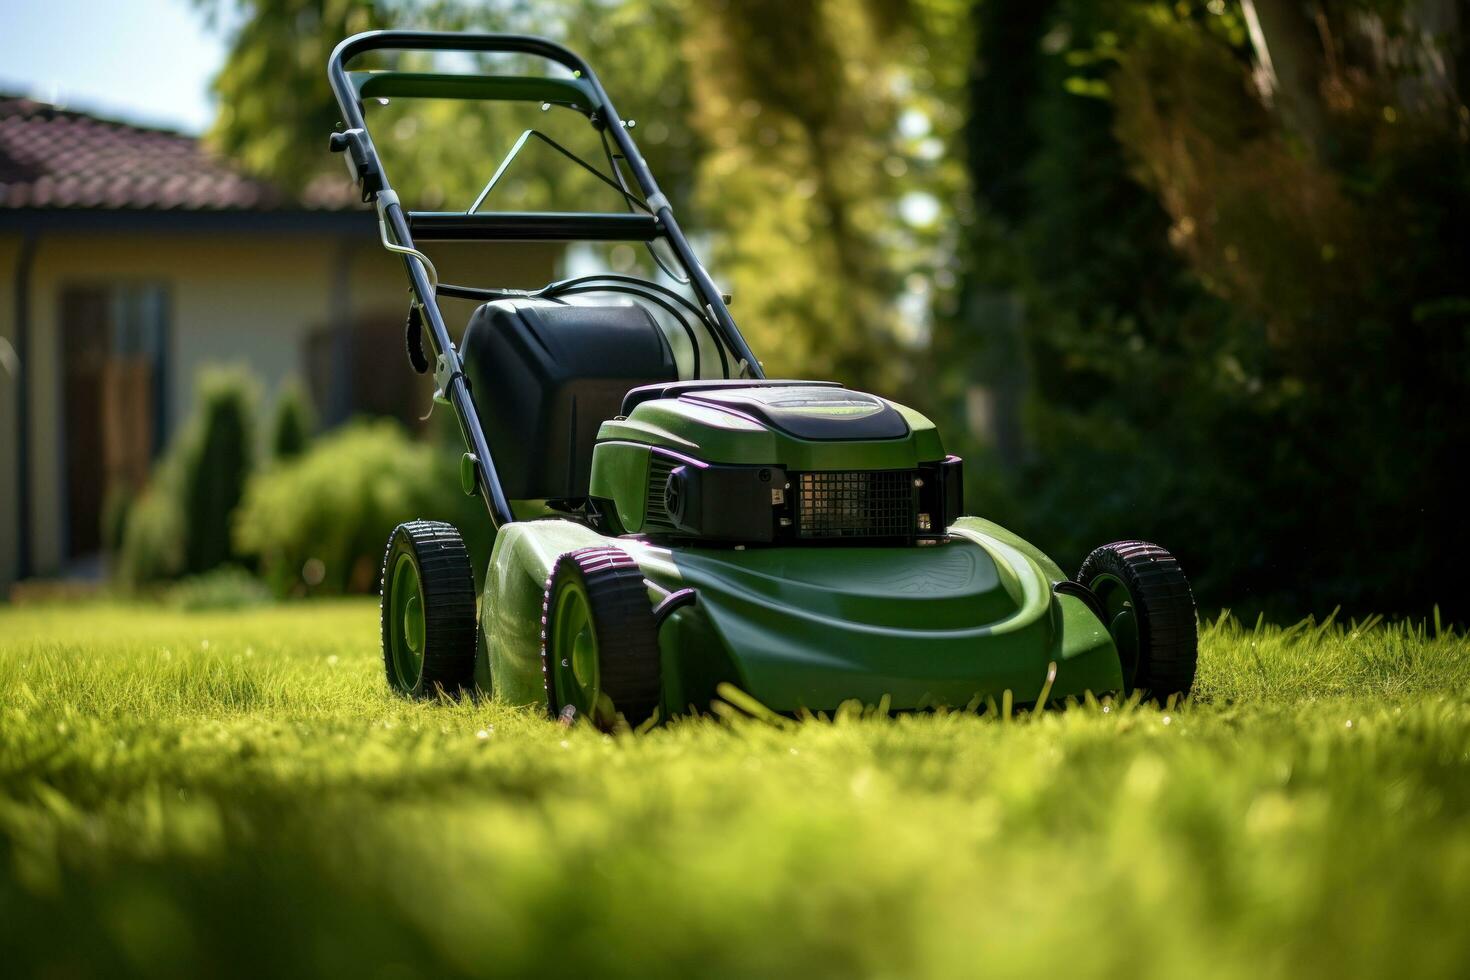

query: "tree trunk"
xmin=1240 ymin=0 xmax=1331 ymax=159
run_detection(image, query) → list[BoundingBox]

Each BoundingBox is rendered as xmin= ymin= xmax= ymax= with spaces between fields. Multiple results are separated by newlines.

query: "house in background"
xmin=0 ymin=95 xmax=558 ymax=591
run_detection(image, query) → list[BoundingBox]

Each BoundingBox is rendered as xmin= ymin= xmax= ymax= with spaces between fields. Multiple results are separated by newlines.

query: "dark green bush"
xmin=115 ymin=460 xmax=187 ymax=588
xmin=940 ymin=0 xmax=1470 ymax=623
xmin=270 ymin=379 xmax=315 ymax=461
xmin=165 ymin=565 xmax=272 ymax=611
xmin=234 ymin=419 xmax=489 ymax=598
xmin=101 ymin=483 xmax=134 ymax=560
xmin=180 ymin=368 xmax=258 ymax=575
xmin=116 ymin=367 xmax=258 ymax=588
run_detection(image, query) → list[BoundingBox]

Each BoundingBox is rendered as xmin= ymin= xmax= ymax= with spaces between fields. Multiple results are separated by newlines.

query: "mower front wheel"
xmin=541 ymin=547 xmax=661 ymax=731
xmin=1077 ymin=540 xmax=1198 ymax=701
xmin=380 ymin=520 xmax=478 ymax=698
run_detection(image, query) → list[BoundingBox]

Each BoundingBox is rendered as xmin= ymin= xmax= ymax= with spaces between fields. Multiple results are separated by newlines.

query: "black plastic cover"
xmin=662 ymin=457 xmax=785 ymax=543
xmin=918 ymin=456 xmax=964 ymax=535
xmin=681 ymin=386 xmax=910 ymax=441
xmin=460 ymin=300 xmax=677 ymax=500
xmin=621 ymin=379 xmax=841 ymax=417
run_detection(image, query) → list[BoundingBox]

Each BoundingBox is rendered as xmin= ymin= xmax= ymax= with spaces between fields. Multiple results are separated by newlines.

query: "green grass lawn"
xmin=2 ymin=600 xmax=1468 ymax=979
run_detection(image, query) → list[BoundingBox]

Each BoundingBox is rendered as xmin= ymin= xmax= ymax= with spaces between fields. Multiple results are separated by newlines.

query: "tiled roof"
xmin=0 ymin=94 xmax=357 ymax=212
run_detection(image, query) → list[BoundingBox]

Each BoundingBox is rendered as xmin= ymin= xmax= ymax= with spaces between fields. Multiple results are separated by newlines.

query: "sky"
xmin=0 ymin=0 xmax=234 ymax=134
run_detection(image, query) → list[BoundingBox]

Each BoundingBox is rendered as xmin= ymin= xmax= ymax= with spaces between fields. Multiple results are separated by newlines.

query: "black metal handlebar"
xmin=407 ymin=211 xmax=662 ymax=242
xmin=326 ymin=30 xmax=767 ymax=530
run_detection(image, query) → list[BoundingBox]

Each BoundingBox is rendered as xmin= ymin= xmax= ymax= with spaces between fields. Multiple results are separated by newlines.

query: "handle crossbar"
xmin=350 ymin=71 xmax=598 ymax=113
xmin=408 ymin=211 xmax=660 ymax=242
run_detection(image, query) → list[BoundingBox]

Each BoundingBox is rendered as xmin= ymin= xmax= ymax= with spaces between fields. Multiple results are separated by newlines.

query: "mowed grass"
xmin=1 ymin=601 xmax=1468 ymax=979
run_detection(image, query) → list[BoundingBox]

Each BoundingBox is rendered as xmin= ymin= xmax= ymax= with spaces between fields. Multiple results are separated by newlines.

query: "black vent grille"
xmin=797 ymin=470 xmax=915 ymax=540
xmin=644 ymin=454 xmax=677 ymax=532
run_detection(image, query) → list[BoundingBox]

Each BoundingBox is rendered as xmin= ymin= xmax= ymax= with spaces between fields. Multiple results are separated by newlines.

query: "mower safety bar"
xmin=351 ymin=71 xmax=598 ymax=113
xmin=328 ymin=30 xmax=766 ymax=532
xmin=330 ymin=30 xmax=602 ymax=85
xmin=407 ymin=211 xmax=661 ymax=242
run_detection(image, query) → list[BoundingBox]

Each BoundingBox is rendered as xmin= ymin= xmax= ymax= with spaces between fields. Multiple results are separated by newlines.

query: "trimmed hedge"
xmin=269 ymin=379 xmax=315 ymax=461
xmin=116 ymin=367 xmax=257 ymax=587
xmin=234 ymin=419 xmax=490 ymax=598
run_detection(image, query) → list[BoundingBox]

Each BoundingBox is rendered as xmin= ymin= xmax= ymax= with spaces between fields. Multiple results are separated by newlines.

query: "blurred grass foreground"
xmin=2 ymin=599 xmax=1468 ymax=978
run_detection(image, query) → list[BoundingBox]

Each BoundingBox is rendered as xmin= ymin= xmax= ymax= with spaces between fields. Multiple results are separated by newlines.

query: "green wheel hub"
xmin=388 ymin=553 xmax=425 ymax=690
xmin=379 ymin=520 xmax=477 ymax=699
xmin=552 ymin=580 xmax=603 ymax=719
xmin=1089 ymin=572 xmax=1140 ymax=690
xmin=540 ymin=546 xmax=663 ymax=730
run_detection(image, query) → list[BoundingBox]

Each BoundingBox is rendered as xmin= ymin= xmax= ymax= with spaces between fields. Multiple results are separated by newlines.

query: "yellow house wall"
xmin=2 ymin=226 xmax=557 ymax=588
xmin=0 ymin=234 xmax=21 ymax=590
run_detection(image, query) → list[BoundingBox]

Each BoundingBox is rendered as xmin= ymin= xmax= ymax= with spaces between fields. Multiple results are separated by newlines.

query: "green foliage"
xmin=200 ymin=0 xmax=1469 ymax=620
xmin=940 ymin=0 xmax=1470 ymax=622
xmin=269 ymin=379 xmax=315 ymax=461
xmin=203 ymin=0 xmax=963 ymax=395
xmin=201 ymin=0 xmax=701 ymax=211
xmin=100 ymin=482 xmax=134 ymax=558
xmin=682 ymin=0 xmax=974 ymax=392
xmin=114 ymin=461 xmax=187 ymax=588
xmin=1 ymin=600 xmax=1468 ymax=976
xmin=233 ymin=419 xmax=488 ymax=597
xmin=165 ymin=566 xmax=273 ymax=611
xmin=115 ymin=368 xmax=259 ymax=588
xmin=180 ymin=368 xmax=258 ymax=575
xmin=197 ymin=0 xmax=393 ymax=190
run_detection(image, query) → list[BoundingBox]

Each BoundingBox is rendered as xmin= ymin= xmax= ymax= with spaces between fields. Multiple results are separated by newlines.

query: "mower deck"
xmin=479 ymin=517 xmax=1122 ymax=716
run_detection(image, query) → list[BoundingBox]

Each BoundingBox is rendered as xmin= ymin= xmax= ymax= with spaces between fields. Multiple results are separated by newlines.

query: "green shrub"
xmin=114 ymin=462 xmax=187 ymax=589
xmin=234 ymin=419 xmax=488 ymax=598
xmin=100 ymin=482 xmax=134 ymax=559
xmin=180 ymin=368 xmax=258 ymax=574
xmin=165 ymin=565 xmax=272 ymax=611
xmin=116 ymin=367 xmax=259 ymax=589
xmin=269 ymin=379 xmax=315 ymax=461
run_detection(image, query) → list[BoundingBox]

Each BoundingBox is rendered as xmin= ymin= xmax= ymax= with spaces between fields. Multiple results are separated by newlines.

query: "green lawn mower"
xmin=327 ymin=30 xmax=1198 ymax=727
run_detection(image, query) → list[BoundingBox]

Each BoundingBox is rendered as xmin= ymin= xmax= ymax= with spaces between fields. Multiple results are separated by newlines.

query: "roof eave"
xmin=0 ymin=207 xmax=375 ymax=235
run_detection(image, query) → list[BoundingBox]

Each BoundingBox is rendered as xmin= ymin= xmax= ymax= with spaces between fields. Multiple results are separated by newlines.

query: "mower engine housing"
xmin=589 ymin=382 xmax=963 ymax=545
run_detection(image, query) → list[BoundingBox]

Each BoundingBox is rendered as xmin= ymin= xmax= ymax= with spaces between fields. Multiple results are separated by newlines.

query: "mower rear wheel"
xmin=380 ymin=520 xmax=477 ymax=698
xmin=541 ymin=547 xmax=661 ymax=730
xmin=1077 ymin=540 xmax=1197 ymax=701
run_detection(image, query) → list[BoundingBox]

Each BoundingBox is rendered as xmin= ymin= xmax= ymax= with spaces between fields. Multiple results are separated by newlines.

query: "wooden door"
xmin=60 ymin=287 xmax=160 ymax=558
xmin=102 ymin=358 xmax=154 ymax=493
xmin=62 ymin=288 xmax=110 ymax=558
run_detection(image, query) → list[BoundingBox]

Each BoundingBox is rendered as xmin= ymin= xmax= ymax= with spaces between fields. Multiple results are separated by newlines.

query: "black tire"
xmin=1077 ymin=540 xmax=1197 ymax=701
xmin=380 ymin=520 xmax=477 ymax=698
xmin=540 ymin=546 xmax=661 ymax=730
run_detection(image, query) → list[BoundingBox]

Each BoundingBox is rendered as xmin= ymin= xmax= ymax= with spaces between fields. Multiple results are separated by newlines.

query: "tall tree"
xmin=201 ymin=0 xmax=959 ymax=397
xmin=199 ymin=0 xmax=394 ymax=191
xmin=680 ymin=0 xmax=968 ymax=392
xmin=948 ymin=0 xmax=1470 ymax=619
xmin=198 ymin=0 xmax=700 ymax=210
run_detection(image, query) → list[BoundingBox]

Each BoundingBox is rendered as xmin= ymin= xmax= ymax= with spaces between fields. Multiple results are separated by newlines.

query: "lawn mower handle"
xmin=327 ymin=29 xmax=757 ymax=372
xmin=328 ymin=30 xmax=764 ymax=531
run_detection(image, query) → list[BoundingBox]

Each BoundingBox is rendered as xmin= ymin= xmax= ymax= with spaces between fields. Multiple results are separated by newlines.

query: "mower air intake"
xmin=795 ymin=470 xmax=917 ymax=540
xmin=637 ymin=449 xmax=962 ymax=546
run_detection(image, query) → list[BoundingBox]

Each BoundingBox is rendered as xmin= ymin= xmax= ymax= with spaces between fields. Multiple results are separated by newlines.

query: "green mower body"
xmin=479 ymin=385 xmax=1122 ymax=716
xmin=329 ymin=31 xmax=1198 ymax=725
xmin=481 ymin=516 xmax=1124 ymax=715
